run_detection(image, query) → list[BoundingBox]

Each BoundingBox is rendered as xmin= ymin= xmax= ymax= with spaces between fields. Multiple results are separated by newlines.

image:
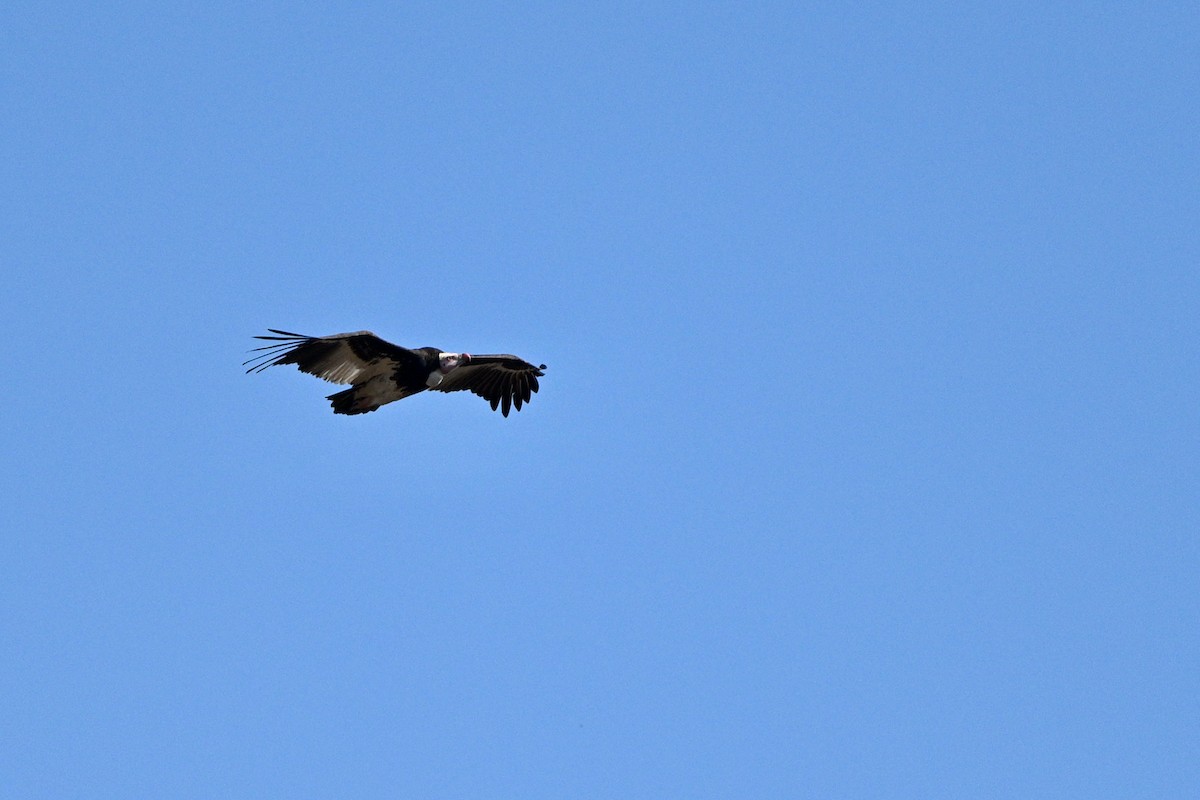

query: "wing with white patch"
xmin=244 ymin=329 xmax=419 ymax=384
xmin=431 ymin=354 xmax=546 ymax=416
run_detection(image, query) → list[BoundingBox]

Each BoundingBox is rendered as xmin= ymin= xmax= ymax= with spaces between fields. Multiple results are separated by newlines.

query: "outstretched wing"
xmin=244 ymin=329 xmax=419 ymax=384
xmin=432 ymin=355 xmax=546 ymax=416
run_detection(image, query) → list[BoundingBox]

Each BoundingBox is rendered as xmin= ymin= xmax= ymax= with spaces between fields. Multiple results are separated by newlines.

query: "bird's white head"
xmin=438 ymin=352 xmax=470 ymax=374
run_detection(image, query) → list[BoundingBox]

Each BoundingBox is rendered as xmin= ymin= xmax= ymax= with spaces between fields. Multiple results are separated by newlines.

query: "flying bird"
xmin=245 ymin=329 xmax=546 ymax=416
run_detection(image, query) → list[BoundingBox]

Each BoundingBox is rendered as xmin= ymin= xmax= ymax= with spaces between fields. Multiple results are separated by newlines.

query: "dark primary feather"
xmin=431 ymin=355 xmax=546 ymax=417
xmin=243 ymin=329 xmax=418 ymax=383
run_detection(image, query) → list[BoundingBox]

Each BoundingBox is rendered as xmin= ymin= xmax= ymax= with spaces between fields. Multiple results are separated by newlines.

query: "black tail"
xmin=327 ymin=387 xmax=378 ymax=415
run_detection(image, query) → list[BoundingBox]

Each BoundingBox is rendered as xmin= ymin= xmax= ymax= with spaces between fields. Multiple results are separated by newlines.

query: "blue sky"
xmin=3 ymin=2 xmax=1197 ymax=797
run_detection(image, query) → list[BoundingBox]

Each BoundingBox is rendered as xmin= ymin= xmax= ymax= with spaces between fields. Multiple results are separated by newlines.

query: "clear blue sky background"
xmin=3 ymin=2 xmax=1197 ymax=797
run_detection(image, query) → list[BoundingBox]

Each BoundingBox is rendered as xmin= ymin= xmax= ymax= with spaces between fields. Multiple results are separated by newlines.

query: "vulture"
xmin=245 ymin=329 xmax=546 ymax=416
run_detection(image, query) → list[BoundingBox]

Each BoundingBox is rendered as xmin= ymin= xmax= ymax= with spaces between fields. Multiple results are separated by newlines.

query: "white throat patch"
xmin=437 ymin=352 xmax=464 ymax=372
xmin=425 ymin=371 xmax=444 ymax=387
